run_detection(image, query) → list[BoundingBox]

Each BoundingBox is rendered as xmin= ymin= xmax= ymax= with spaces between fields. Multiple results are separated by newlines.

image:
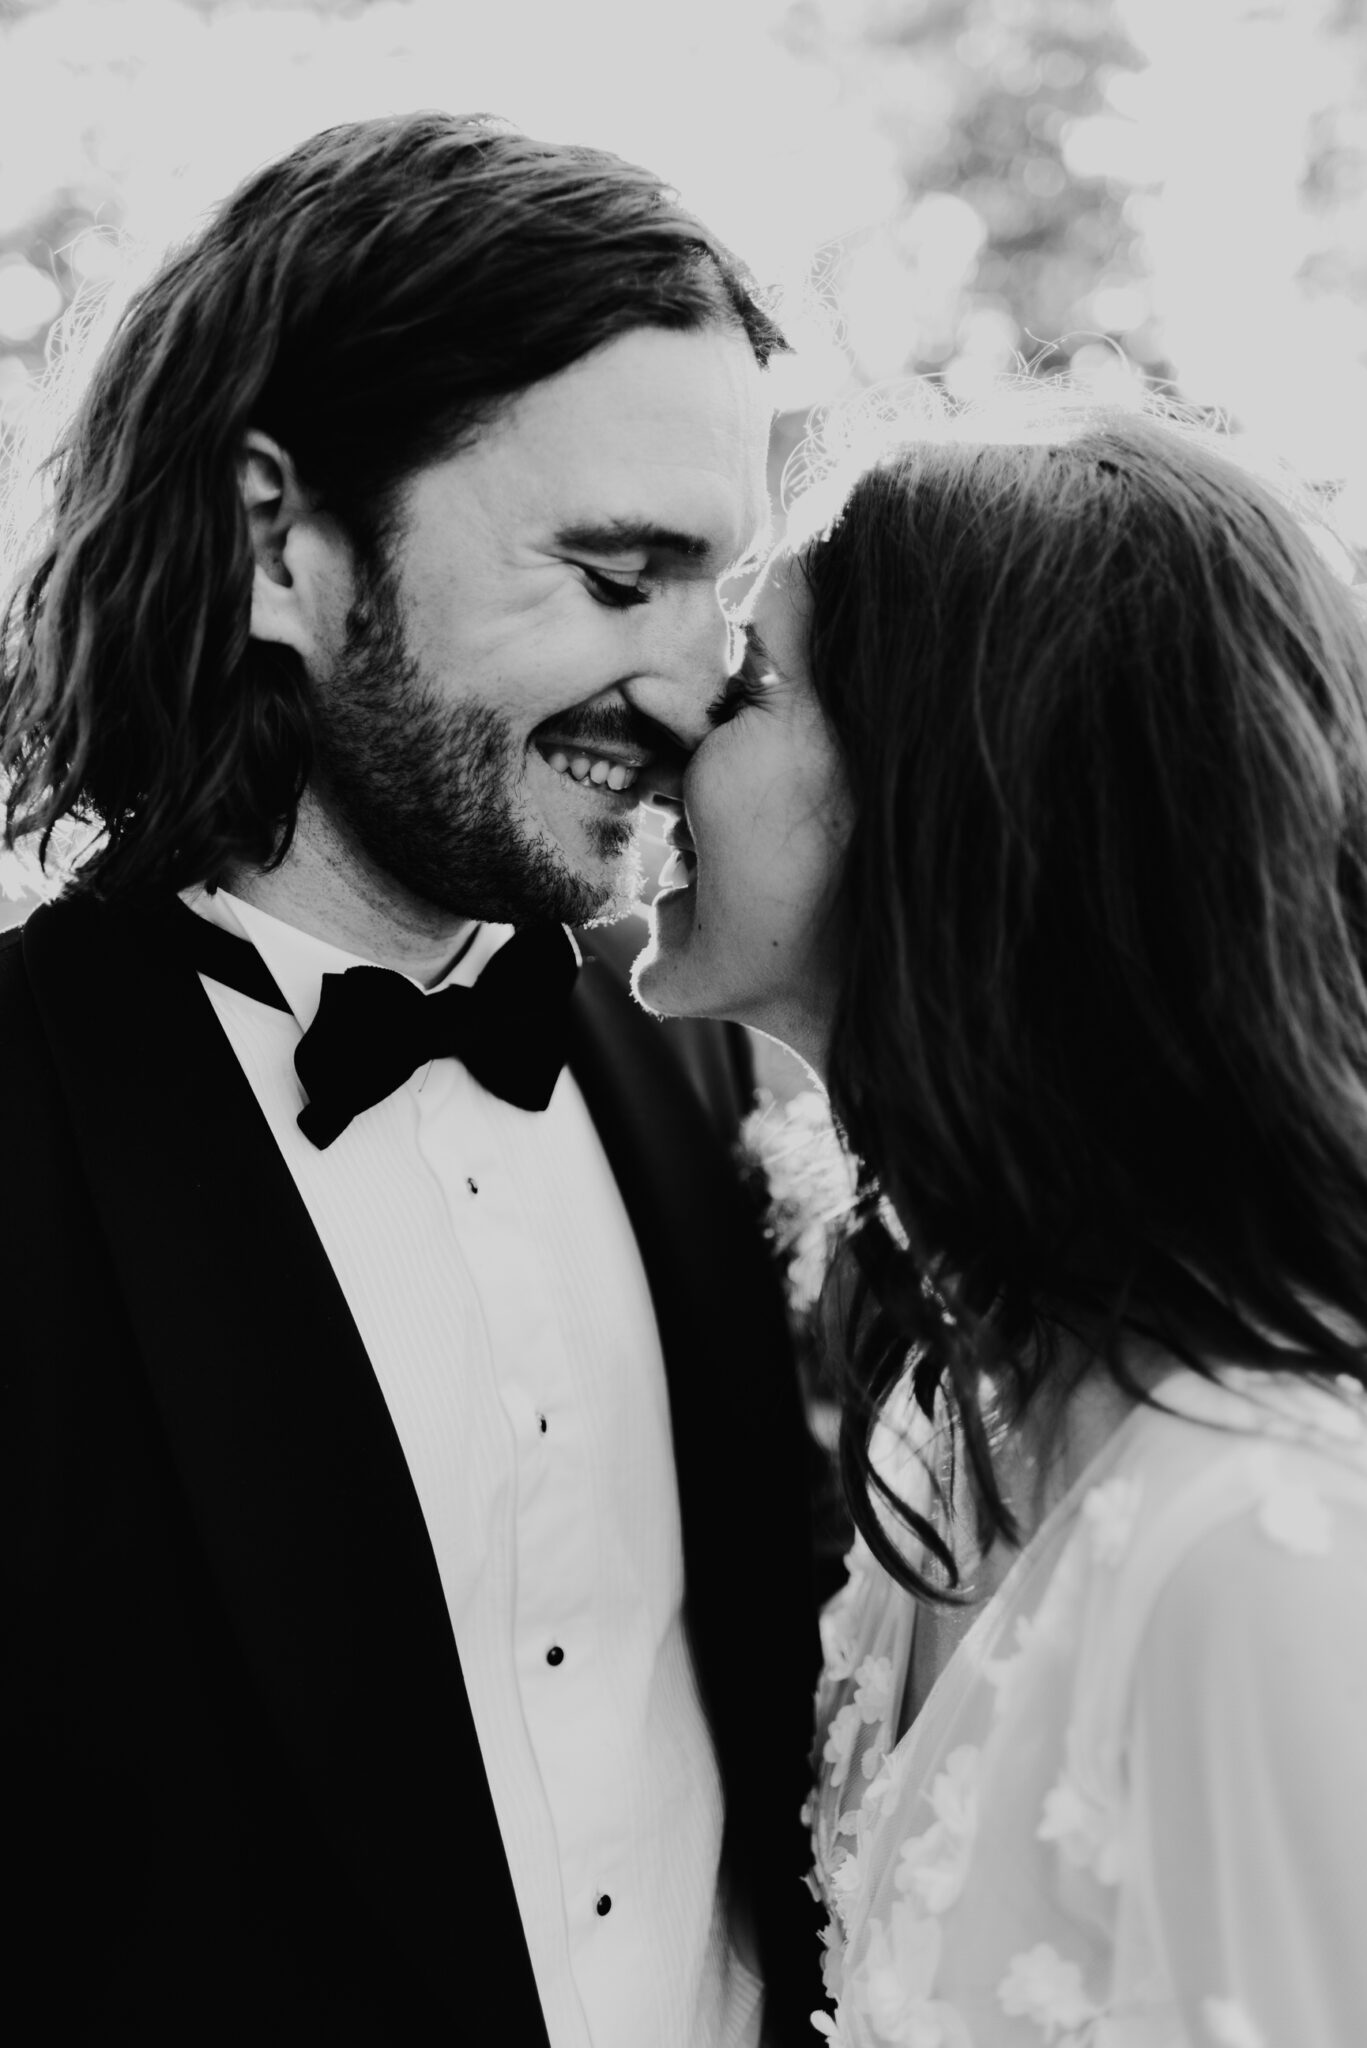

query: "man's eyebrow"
xmin=554 ymin=517 xmax=712 ymax=562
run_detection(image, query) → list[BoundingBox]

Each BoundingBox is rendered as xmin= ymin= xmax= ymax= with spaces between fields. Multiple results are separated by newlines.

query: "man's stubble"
xmin=307 ymin=556 xmax=644 ymax=929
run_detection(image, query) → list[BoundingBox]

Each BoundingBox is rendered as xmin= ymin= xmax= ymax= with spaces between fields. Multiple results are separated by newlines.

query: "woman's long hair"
xmin=0 ymin=110 xmax=783 ymax=899
xmin=801 ymin=395 xmax=1367 ymax=1597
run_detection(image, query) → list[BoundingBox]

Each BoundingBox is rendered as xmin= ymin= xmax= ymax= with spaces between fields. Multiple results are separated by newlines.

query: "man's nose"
xmin=622 ymin=589 xmax=731 ymax=752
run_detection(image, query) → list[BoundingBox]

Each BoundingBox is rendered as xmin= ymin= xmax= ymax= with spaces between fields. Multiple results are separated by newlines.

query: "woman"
xmin=636 ymin=395 xmax=1367 ymax=2046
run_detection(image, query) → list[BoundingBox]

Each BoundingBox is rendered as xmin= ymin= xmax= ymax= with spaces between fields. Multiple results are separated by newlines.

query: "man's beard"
xmin=308 ymin=557 xmax=644 ymax=927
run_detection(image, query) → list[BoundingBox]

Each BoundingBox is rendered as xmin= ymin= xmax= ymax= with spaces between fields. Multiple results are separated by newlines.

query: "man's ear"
xmin=239 ymin=428 xmax=344 ymax=657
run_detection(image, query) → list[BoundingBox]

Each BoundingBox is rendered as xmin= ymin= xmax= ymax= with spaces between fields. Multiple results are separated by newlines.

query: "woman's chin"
xmin=635 ymin=887 xmax=832 ymax=1068
xmin=631 ymin=884 xmax=707 ymax=1017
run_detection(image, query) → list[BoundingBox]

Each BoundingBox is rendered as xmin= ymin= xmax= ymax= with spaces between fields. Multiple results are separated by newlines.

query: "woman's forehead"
xmin=744 ymin=546 xmax=813 ymax=680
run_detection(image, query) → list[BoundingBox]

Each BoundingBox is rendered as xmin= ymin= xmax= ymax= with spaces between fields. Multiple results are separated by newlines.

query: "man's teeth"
xmin=545 ymin=749 xmax=638 ymax=792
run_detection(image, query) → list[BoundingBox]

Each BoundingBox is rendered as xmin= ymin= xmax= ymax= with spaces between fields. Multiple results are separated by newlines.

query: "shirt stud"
xmin=546 ymin=1644 xmax=564 ymax=1667
xmin=595 ymin=1894 xmax=612 ymax=1917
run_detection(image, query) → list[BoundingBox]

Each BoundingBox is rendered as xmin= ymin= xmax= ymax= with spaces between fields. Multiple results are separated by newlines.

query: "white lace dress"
xmin=807 ymin=1369 xmax=1367 ymax=2048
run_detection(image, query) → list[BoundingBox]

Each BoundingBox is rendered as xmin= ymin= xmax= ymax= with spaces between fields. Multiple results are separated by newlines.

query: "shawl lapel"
xmin=22 ymin=894 xmax=550 ymax=2044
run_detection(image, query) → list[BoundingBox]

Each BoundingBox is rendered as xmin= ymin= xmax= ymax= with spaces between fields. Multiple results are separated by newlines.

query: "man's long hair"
xmin=800 ymin=397 xmax=1367 ymax=1598
xmin=0 ymin=111 xmax=784 ymax=898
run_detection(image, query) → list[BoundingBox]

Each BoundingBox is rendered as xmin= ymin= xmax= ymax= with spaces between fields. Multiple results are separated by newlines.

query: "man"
xmin=0 ymin=113 xmax=821 ymax=2044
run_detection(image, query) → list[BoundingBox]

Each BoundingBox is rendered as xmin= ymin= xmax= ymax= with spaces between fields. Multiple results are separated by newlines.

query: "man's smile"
xmin=533 ymin=733 xmax=645 ymax=794
xmin=530 ymin=707 xmax=692 ymax=804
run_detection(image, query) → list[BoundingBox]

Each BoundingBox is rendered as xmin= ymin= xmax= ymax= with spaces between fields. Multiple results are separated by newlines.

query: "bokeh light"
xmin=4 ymin=0 xmax=1367 ymax=1062
xmin=1 ymin=0 xmax=1365 ymax=540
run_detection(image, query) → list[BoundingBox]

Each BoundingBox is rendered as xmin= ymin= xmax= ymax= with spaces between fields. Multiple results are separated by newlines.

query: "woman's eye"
xmin=705 ymin=661 xmax=772 ymax=729
xmin=582 ymin=565 xmax=649 ymax=608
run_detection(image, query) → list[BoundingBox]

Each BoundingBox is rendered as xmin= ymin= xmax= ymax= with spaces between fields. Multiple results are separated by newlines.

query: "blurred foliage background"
xmin=3 ymin=0 xmax=1367 ymax=935
xmin=4 ymin=0 xmax=1367 ymax=483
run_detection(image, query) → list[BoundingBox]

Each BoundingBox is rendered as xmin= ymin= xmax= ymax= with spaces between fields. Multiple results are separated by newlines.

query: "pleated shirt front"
xmin=184 ymin=885 xmax=761 ymax=2048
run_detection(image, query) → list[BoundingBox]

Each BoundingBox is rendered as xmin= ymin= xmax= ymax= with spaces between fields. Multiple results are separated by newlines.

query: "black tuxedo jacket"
xmin=1 ymin=893 xmax=823 ymax=2045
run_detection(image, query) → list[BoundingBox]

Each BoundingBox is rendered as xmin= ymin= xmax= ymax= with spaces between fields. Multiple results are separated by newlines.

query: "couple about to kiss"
xmin=3 ymin=108 xmax=1367 ymax=2048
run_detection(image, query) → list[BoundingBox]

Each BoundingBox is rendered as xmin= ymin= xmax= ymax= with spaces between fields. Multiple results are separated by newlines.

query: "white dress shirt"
xmin=183 ymin=885 xmax=762 ymax=2048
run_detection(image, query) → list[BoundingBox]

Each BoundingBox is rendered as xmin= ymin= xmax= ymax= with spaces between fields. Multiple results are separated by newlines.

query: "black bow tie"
xmin=156 ymin=900 xmax=579 ymax=1149
xmin=294 ymin=922 xmax=579 ymax=1148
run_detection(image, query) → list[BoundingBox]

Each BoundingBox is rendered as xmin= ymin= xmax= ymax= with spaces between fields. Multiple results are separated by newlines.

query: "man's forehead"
xmin=493 ymin=325 xmax=771 ymax=550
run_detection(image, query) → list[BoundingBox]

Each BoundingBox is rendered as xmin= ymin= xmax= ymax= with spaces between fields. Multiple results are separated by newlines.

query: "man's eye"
xmin=581 ymin=565 xmax=650 ymax=609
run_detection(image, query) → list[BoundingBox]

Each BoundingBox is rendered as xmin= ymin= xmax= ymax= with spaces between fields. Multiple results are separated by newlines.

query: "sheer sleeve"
xmin=1126 ymin=1483 xmax=1367 ymax=2048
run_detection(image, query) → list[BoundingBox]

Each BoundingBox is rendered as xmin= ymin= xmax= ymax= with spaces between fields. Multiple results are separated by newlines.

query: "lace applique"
xmin=830 ymin=1846 xmax=867 ymax=1933
xmin=809 ymin=1378 xmax=1367 ymax=2048
xmin=997 ymin=1942 xmax=1100 ymax=2043
xmin=855 ymin=1657 xmax=897 ymax=1780
xmin=823 ymin=1654 xmax=898 ymax=1797
xmin=851 ymin=1903 xmax=971 ymax=2047
xmin=1201 ymin=1996 xmax=1265 ymax=2048
xmin=1027 ymin=1539 xmax=1088 ymax=1654
xmin=823 ymin=1703 xmax=863 ymax=1791
xmin=854 ymin=1654 xmax=896 ymax=1726
xmin=893 ymin=1745 xmax=981 ymax=1916
xmin=1247 ymin=1448 xmax=1332 ymax=1555
xmin=864 ymin=1736 xmax=915 ymax=1824
xmin=983 ymin=1613 xmax=1037 ymax=1721
xmin=819 ymin=1540 xmax=880 ymax=1685
xmin=1036 ymin=1732 xmax=1127 ymax=1886
xmin=818 ymin=1912 xmax=845 ymax=2000
xmin=977 ymin=1541 xmax=1085 ymax=1714
xmin=1079 ymin=1476 xmax=1143 ymax=1565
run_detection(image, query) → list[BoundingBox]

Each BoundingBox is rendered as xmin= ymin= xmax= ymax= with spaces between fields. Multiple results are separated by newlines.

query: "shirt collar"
xmin=180 ymin=884 xmax=514 ymax=1033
